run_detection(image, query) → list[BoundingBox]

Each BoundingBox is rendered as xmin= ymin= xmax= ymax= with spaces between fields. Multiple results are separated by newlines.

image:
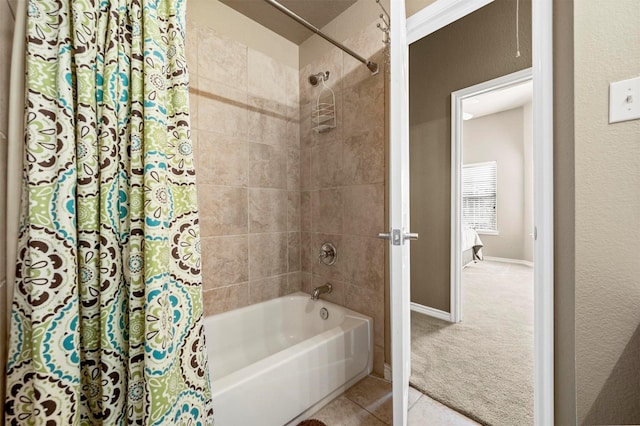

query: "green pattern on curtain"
xmin=5 ymin=0 xmax=213 ymax=424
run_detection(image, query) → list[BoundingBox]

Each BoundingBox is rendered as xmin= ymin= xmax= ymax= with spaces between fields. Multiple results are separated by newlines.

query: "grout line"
xmin=341 ymin=376 xmax=393 ymax=426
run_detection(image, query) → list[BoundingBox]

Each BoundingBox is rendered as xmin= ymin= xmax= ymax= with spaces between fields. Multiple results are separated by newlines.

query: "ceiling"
xmin=220 ymin=0 xmax=358 ymax=45
xmin=463 ymin=81 xmax=533 ymax=120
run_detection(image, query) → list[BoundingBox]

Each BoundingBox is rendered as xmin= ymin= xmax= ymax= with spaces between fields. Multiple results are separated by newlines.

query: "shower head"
xmin=309 ymin=71 xmax=330 ymax=86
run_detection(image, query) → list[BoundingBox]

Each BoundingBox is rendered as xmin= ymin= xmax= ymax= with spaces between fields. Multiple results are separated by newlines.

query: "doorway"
xmin=404 ymin=0 xmax=548 ymax=424
xmin=411 ymin=71 xmax=536 ymax=425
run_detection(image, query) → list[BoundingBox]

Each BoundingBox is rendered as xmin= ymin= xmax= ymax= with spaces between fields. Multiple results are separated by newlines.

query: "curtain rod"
xmin=262 ymin=0 xmax=379 ymax=75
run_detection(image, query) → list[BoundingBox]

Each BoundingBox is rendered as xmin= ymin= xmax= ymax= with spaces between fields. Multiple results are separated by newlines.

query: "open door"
xmin=385 ymin=0 xmax=413 ymax=424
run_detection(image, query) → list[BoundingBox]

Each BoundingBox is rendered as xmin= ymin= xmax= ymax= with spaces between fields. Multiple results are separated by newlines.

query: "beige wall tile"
xmin=301 ymin=272 xmax=312 ymax=295
xmin=300 ymin=191 xmax=312 ymax=232
xmin=249 ymin=188 xmax=287 ymax=233
xmin=287 ymin=232 xmax=300 ymax=272
xmin=198 ymin=185 xmax=248 ymax=236
xmin=191 ymin=129 xmax=201 ymax=175
xmin=184 ymin=18 xmax=199 ymax=80
xmin=342 ymin=235 xmax=384 ymax=291
xmin=345 ymin=284 xmax=384 ymax=348
xmin=287 ymin=191 xmax=300 ymax=232
xmin=198 ymin=28 xmax=247 ymax=89
xmin=203 ymin=283 xmax=249 ymax=316
xmin=286 ymin=272 xmax=302 ymax=293
xmin=188 ymin=85 xmax=200 ymax=130
xmin=311 ymin=139 xmax=343 ymax=189
xmin=300 ymin=147 xmax=313 ymax=190
xmin=287 ymin=143 xmax=300 ymax=191
xmin=300 ymin=232 xmax=313 ymax=273
xmin=197 ymin=77 xmax=248 ymax=138
xmin=343 ymin=184 xmax=385 ymax=237
xmin=197 ymin=131 xmax=249 ymax=186
xmin=248 ymin=49 xmax=297 ymax=107
xmin=373 ymin=344 xmax=386 ymax=378
xmin=247 ymin=95 xmax=290 ymax=146
xmin=249 ymin=232 xmax=288 ymax=280
xmin=299 ymin=102 xmax=313 ymax=150
xmin=343 ymin=128 xmax=385 ymax=185
xmin=249 ymin=274 xmax=288 ymax=304
xmin=342 ymin=76 xmax=384 ymax=140
xmin=311 ymin=189 xmax=343 ymax=234
xmin=201 ymin=235 xmax=248 ymax=290
xmin=249 ymin=142 xmax=287 ymax=188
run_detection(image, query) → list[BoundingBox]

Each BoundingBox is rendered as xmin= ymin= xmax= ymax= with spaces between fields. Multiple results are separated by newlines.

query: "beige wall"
xmin=574 ymin=0 xmax=640 ymax=424
xmin=553 ymin=0 xmax=577 ymax=422
xmin=406 ymin=0 xmax=437 ymax=18
xmin=299 ymin=17 xmax=387 ymax=375
xmin=185 ymin=13 xmax=302 ymax=315
xmin=463 ymin=107 xmax=529 ymax=261
xmin=409 ymin=0 xmax=532 ymax=311
xmin=522 ymin=102 xmax=533 ymax=263
xmin=0 ymin=0 xmax=16 ymax=418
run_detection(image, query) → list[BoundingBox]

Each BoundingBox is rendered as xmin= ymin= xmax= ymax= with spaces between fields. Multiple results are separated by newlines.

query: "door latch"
xmin=377 ymin=229 xmax=419 ymax=245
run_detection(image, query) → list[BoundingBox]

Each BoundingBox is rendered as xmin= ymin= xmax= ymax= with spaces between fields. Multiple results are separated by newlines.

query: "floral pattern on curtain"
xmin=5 ymin=0 xmax=213 ymax=424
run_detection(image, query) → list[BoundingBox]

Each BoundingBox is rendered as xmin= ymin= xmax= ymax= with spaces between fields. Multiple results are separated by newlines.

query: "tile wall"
xmin=186 ymin=15 xmax=387 ymax=375
xmin=299 ymin=23 xmax=387 ymax=375
xmin=185 ymin=19 xmax=302 ymax=316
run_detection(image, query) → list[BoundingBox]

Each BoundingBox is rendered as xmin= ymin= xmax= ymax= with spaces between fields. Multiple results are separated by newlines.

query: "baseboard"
xmin=384 ymin=363 xmax=392 ymax=381
xmin=410 ymin=302 xmax=452 ymax=322
xmin=483 ymin=256 xmax=534 ymax=267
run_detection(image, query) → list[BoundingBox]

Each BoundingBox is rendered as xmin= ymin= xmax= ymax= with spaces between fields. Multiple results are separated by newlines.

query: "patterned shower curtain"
xmin=5 ymin=0 xmax=213 ymax=424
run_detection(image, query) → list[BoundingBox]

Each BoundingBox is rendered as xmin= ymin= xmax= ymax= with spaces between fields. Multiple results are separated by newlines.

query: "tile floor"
xmin=308 ymin=376 xmax=479 ymax=425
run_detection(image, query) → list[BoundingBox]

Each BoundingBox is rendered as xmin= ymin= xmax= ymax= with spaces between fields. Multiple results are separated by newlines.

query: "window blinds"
xmin=462 ymin=161 xmax=497 ymax=232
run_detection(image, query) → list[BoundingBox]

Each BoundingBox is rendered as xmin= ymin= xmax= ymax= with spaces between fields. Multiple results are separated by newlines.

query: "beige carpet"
xmin=410 ymin=260 xmax=534 ymax=426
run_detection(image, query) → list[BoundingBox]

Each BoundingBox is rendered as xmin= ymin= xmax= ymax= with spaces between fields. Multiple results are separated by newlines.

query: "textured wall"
xmin=463 ymin=107 xmax=529 ymax=261
xmin=299 ymin=22 xmax=387 ymax=376
xmin=574 ymin=0 xmax=640 ymax=424
xmin=0 ymin=0 xmax=16 ymax=419
xmin=185 ymin=13 xmax=302 ymax=316
xmin=408 ymin=0 xmax=532 ymax=312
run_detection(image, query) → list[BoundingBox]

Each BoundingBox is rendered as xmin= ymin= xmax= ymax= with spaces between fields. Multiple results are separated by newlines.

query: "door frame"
xmin=389 ymin=0 xmax=411 ymax=424
xmin=402 ymin=0 xmax=554 ymax=425
xmin=450 ymin=68 xmax=533 ymax=324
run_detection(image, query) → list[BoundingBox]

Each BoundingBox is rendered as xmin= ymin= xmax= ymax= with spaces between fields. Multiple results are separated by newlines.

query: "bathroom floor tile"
xmin=311 ymin=395 xmax=387 ymax=426
xmin=308 ymin=376 xmax=479 ymax=426
xmin=344 ymin=376 xmax=392 ymax=424
xmin=408 ymin=394 xmax=480 ymax=426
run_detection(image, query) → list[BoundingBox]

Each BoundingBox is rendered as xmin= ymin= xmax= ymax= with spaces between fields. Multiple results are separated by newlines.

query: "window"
xmin=462 ymin=161 xmax=497 ymax=234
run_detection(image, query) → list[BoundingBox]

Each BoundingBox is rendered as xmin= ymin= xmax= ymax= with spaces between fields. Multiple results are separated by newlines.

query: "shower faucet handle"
xmin=318 ymin=242 xmax=337 ymax=266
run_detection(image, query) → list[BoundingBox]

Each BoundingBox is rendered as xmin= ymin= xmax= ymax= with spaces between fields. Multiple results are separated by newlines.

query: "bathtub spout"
xmin=311 ymin=283 xmax=333 ymax=300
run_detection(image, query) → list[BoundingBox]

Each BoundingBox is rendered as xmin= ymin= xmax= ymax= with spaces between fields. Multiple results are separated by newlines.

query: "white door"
xmin=387 ymin=0 xmax=412 ymax=424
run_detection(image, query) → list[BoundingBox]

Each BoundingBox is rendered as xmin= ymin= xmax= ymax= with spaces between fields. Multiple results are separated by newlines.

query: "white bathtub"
xmin=203 ymin=292 xmax=373 ymax=426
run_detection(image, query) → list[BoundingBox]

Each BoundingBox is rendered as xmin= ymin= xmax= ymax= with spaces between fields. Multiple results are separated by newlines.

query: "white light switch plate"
xmin=609 ymin=76 xmax=640 ymax=123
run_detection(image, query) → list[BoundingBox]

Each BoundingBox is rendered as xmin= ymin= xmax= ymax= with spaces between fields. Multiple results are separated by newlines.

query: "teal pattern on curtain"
xmin=5 ymin=0 xmax=213 ymax=424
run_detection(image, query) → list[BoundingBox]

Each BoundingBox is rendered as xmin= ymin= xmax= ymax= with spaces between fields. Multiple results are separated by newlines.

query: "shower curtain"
xmin=5 ymin=0 xmax=213 ymax=424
